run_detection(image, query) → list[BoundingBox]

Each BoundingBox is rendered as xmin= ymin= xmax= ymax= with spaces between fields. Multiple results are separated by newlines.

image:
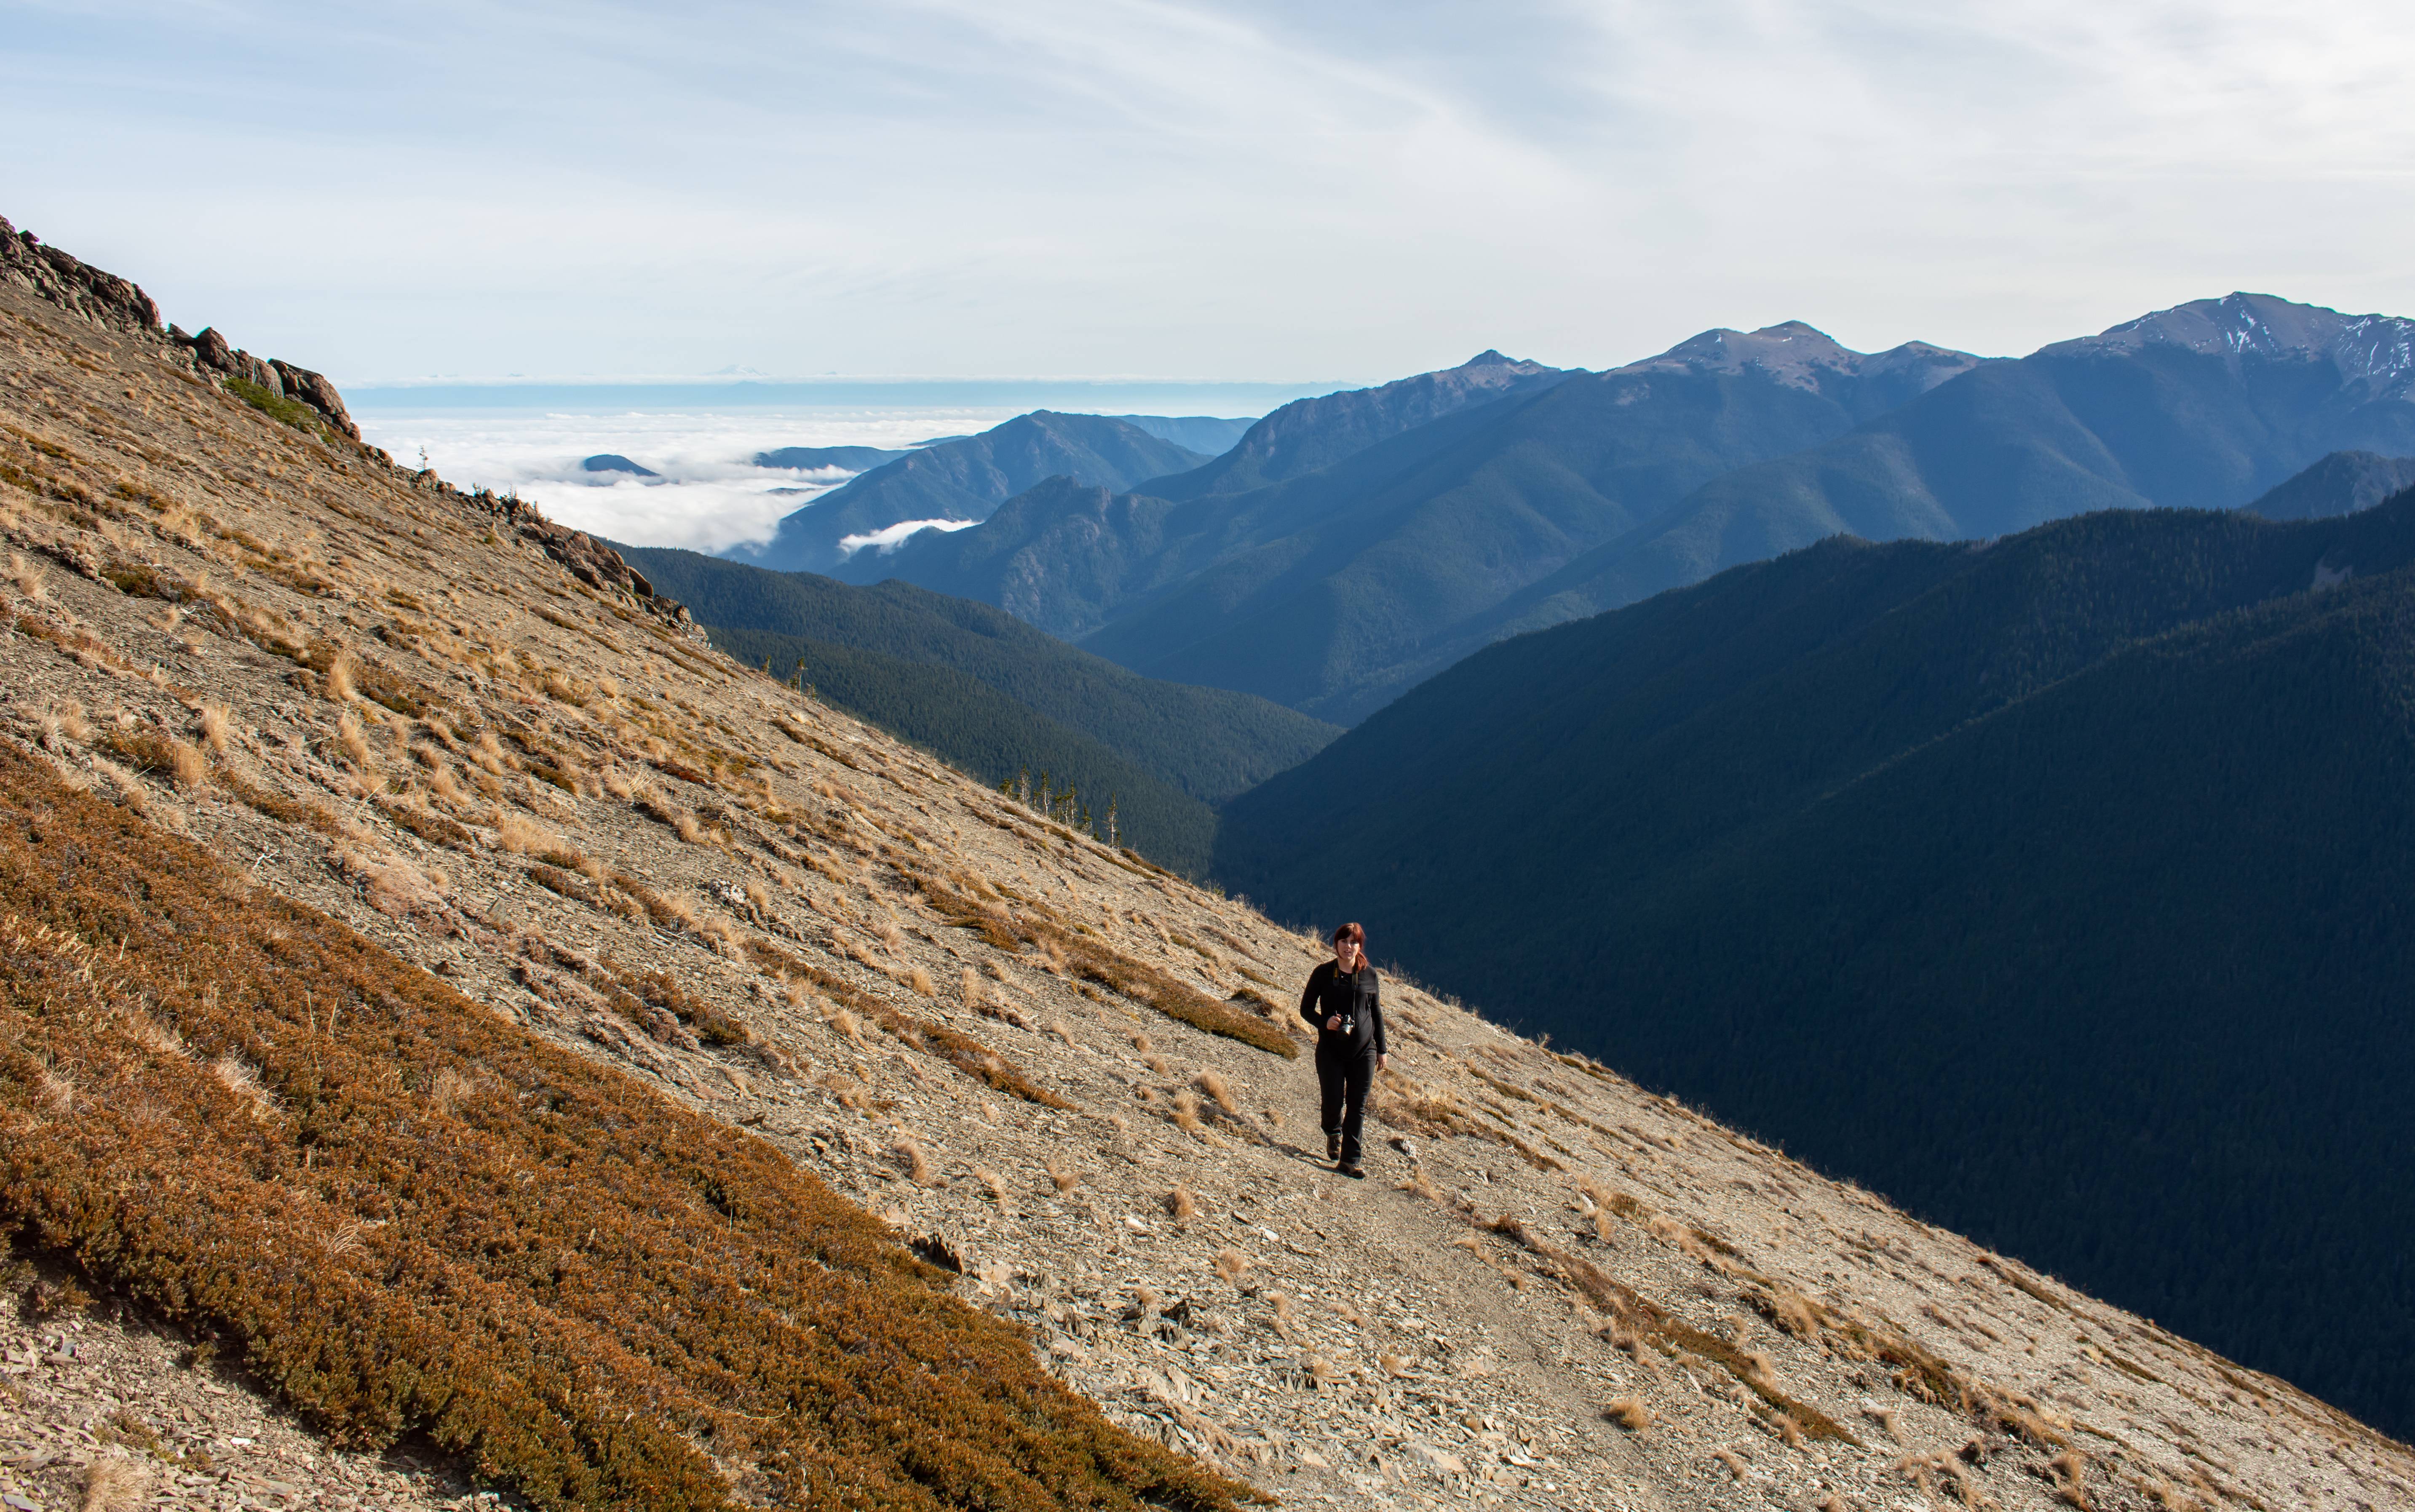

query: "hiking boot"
xmin=1327 ymin=1133 xmax=1342 ymax=1162
xmin=1338 ymin=1162 xmax=1365 ymax=1180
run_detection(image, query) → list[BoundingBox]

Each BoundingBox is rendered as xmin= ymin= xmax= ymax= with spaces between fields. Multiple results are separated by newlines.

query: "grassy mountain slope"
xmin=5 ymin=211 xmax=2412 ymax=1512
xmin=1484 ymin=293 xmax=2415 ymax=641
xmin=733 ymin=412 xmax=1209 ymax=575
xmin=2246 ymin=449 xmax=2415 ymax=519
xmin=618 ymin=545 xmax=1340 ymax=804
xmin=1218 ymin=497 xmax=2415 ymax=1438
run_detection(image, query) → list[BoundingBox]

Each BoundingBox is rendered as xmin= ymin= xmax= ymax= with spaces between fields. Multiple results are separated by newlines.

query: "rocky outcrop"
xmin=170 ymin=324 xmax=361 ymax=441
xmin=1 ymin=211 xmax=362 ymax=442
xmin=0 ymin=216 xmax=159 ymax=335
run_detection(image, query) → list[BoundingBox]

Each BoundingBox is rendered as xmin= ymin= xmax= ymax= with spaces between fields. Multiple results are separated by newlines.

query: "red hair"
xmin=1332 ymin=921 xmax=1365 ymax=947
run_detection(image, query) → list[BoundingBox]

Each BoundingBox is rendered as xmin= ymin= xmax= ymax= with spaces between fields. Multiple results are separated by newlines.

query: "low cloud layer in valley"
xmin=350 ymin=404 xmax=1013 ymax=553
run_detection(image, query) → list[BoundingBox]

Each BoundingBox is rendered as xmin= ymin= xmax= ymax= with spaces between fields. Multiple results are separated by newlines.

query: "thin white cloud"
xmin=837 ymin=518 xmax=982 ymax=557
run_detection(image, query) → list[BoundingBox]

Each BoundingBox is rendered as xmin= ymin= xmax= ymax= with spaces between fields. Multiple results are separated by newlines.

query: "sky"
xmin=9 ymin=1 xmax=2415 ymax=385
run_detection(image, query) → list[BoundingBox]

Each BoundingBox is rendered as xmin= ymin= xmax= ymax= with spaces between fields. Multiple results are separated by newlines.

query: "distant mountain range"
xmin=728 ymin=412 xmax=1213 ymax=574
xmin=616 ymin=545 xmax=1339 ymax=875
xmin=1213 ymin=489 xmax=2415 ymax=1439
xmin=760 ymin=294 xmax=2415 ymax=726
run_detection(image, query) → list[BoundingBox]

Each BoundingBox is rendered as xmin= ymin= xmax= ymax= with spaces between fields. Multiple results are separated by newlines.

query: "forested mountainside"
xmin=2245 ymin=449 xmax=2415 ymax=519
xmin=617 ymin=546 xmax=1340 ymax=875
xmin=1217 ymin=496 xmax=2415 ymax=1439
xmin=877 ymin=326 xmax=1980 ymax=722
xmin=10 ymin=214 xmax=2409 ymax=1512
xmin=735 ymin=411 xmax=1209 ymax=574
xmin=1484 ymin=293 xmax=2415 ymax=645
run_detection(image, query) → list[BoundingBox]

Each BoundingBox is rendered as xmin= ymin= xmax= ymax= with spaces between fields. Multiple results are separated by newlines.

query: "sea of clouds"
xmin=349 ymin=403 xmax=1022 ymax=554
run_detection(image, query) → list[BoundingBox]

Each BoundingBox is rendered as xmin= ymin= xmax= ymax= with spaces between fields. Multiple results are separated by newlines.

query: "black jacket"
xmin=1300 ymin=961 xmax=1385 ymax=1056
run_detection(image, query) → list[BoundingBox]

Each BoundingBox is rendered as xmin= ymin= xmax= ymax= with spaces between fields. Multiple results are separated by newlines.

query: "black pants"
xmin=1316 ymin=1042 xmax=1377 ymax=1165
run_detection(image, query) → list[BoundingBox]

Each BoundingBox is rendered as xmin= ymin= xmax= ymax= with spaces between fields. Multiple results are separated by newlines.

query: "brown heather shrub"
xmin=1604 ymin=1396 xmax=1653 ymax=1432
xmin=0 ymin=745 xmax=1250 ymax=1512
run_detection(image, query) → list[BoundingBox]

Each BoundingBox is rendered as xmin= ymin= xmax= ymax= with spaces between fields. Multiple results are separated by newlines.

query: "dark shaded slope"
xmin=620 ymin=546 xmax=1339 ymax=804
xmin=704 ymin=624 xmax=1219 ymax=872
xmin=2247 ymin=449 xmax=2415 ymax=519
xmin=1217 ymin=494 xmax=2415 ymax=1438
xmin=731 ymin=412 xmax=1209 ymax=574
xmin=1491 ymin=293 xmax=2415 ymax=637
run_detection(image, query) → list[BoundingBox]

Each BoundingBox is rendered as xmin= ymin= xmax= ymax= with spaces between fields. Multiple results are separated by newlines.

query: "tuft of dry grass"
xmin=1164 ymin=1184 xmax=1198 ymax=1223
xmin=2049 ymin=1450 xmax=2092 ymax=1509
xmin=907 ymin=965 xmax=936 ymax=996
xmin=1268 ymin=1291 xmax=1296 ymax=1338
xmin=1605 ymin=1396 xmax=1653 ymax=1432
xmin=196 ymin=703 xmax=232 ymax=755
xmin=161 ymin=736 xmax=207 ymax=789
xmin=1196 ymin=1070 xmax=1238 ymax=1115
xmin=1712 ymin=1448 xmax=1748 ymax=1481
xmin=893 ymin=1136 xmax=936 ymax=1186
xmin=975 ymin=1167 xmax=1014 ymax=1215
xmin=10 ymin=550 xmax=46 ymax=600
xmin=1212 ymin=1248 xmax=1250 ymax=1284
xmin=79 ymin=1456 xmax=151 ymax=1512
xmin=1171 ymin=1089 xmax=1202 ymax=1133
xmin=335 ymin=709 xmax=370 ymax=766
xmin=1046 ymin=1157 xmax=1080 ymax=1195
xmin=324 ymin=650 xmax=356 ymax=702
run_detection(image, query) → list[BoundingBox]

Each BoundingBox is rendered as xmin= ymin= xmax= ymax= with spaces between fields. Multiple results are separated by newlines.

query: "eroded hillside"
xmin=0 ymin=226 xmax=2409 ymax=1512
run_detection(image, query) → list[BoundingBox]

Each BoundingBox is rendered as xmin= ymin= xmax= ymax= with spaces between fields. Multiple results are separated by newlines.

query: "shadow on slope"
xmin=1217 ymin=495 xmax=2415 ymax=1439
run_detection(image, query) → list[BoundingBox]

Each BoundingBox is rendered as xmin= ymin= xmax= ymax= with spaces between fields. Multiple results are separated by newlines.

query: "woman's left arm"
xmin=1371 ymin=974 xmax=1388 ymax=1068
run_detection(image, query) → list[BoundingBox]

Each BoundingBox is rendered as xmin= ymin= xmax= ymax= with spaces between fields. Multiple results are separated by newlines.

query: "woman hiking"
xmin=1300 ymin=921 xmax=1387 ymax=1178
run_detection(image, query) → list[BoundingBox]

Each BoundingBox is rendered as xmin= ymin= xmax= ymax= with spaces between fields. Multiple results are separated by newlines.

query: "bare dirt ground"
xmin=2 ymin=259 xmax=2410 ymax=1512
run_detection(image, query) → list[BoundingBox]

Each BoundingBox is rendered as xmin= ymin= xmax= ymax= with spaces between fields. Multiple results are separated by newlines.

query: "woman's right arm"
xmin=1299 ymin=964 xmax=1323 ymax=1029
